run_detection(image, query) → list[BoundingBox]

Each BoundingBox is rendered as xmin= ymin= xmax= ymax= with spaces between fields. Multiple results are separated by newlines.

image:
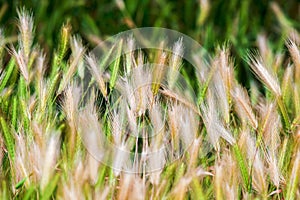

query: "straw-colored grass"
xmin=0 ymin=7 xmax=300 ymax=200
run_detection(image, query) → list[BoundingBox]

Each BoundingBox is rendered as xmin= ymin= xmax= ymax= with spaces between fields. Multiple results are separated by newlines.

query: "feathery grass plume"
xmin=86 ymin=153 xmax=101 ymax=184
xmin=257 ymin=34 xmax=273 ymax=65
xmin=129 ymin=175 xmax=145 ymax=200
xmin=40 ymin=133 xmax=60 ymax=191
xmin=170 ymin=37 xmax=184 ymax=71
xmin=258 ymin=102 xmax=282 ymax=189
xmin=193 ymin=52 xmax=210 ymax=84
xmin=281 ymin=65 xmax=293 ymax=104
xmin=111 ymin=109 xmax=124 ymax=146
xmin=131 ymin=64 xmax=153 ymax=116
xmin=257 ymin=33 xmax=285 ymax=73
xmin=160 ymin=86 xmax=200 ymax=116
xmin=257 ymin=101 xmax=281 ymax=146
xmin=2 ymin=5 xmax=300 ymax=199
xmin=117 ymin=174 xmax=134 ymax=200
xmin=168 ymin=37 xmax=183 ymax=89
xmin=171 ymin=177 xmax=192 ymax=200
xmin=187 ymin=137 xmax=201 ymax=171
xmin=149 ymin=101 xmax=165 ymax=148
xmin=34 ymin=52 xmax=46 ymax=115
xmin=77 ymin=92 xmax=106 ymax=159
xmin=214 ymin=153 xmax=239 ymax=200
xmin=58 ymin=36 xmax=85 ymax=94
xmin=148 ymin=102 xmax=166 ymax=179
xmin=95 ymin=186 xmax=110 ymax=200
xmin=14 ymin=132 xmax=33 ymax=188
xmin=245 ymin=134 xmax=267 ymax=197
xmin=85 ymin=52 xmax=107 ymax=98
xmin=266 ymin=149 xmax=282 ymax=189
xmin=237 ymin=131 xmax=254 ymax=191
xmin=288 ymin=30 xmax=300 ymax=46
xmin=125 ymin=101 xmax=138 ymax=137
xmin=247 ymin=52 xmax=281 ymax=97
xmin=200 ymin=91 xmax=235 ymax=150
xmin=17 ymin=8 xmax=34 ymax=60
xmin=171 ymin=167 xmax=212 ymax=200
xmin=148 ymin=150 xmax=165 ymax=184
xmin=272 ymin=52 xmax=284 ymax=74
xmin=11 ymin=47 xmax=29 ymax=82
xmin=152 ymin=47 xmax=167 ymax=95
xmin=249 ymin=80 xmax=260 ymax=105
xmin=63 ymin=144 xmax=106 ymax=193
xmin=117 ymin=174 xmax=146 ymax=200
xmin=178 ymin=105 xmax=198 ymax=149
xmin=167 ymin=102 xmax=198 ymax=160
xmin=286 ymin=39 xmax=300 ymax=81
xmin=136 ymin=49 xmax=144 ymax=68
xmin=115 ymin=54 xmax=153 ymax=117
xmin=248 ymin=52 xmax=291 ymax=130
xmin=167 ymin=104 xmax=181 ymax=155
xmin=35 ymin=51 xmax=46 ymax=84
xmin=214 ymin=161 xmax=223 ymax=200
xmin=214 ymin=80 xmax=230 ymax=122
xmin=59 ymin=161 xmax=86 ymax=200
xmin=112 ymin=141 xmax=130 ymax=176
xmin=210 ymin=63 xmax=230 ymax=123
xmin=264 ymin=117 xmax=285 ymax=189
xmin=37 ymin=79 xmax=49 ymax=119
xmin=231 ymin=85 xmax=258 ymax=129
xmin=60 ymin=179 xmax=83 ymax=199
xmin=115 ymin=78 xmax=136 ymax=117
xmin=63 ymin=84 xmax=81 ymax=161
xmin=217 ymin=47 xmax=235 ymax=105
xmin=10 ymin=9 xmax=35 ymax=83
xmin=70 ymin=35 xmax=85 ymax=64
xmin=14 ymin=126 xmax=60 ymax=192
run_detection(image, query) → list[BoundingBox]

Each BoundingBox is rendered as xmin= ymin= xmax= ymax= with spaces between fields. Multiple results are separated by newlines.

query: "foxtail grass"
xmin=0 ymin=7 xmax=300 ymax=200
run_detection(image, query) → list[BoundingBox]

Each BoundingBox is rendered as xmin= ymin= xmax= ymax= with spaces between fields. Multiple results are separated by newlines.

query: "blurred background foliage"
xmin=0 ymin=0 xmax=299 ymax=86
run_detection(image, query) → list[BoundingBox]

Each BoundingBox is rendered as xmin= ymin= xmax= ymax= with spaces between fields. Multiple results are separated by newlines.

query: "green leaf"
xmin=233 ymin=144 xmax=251 ymax=193
xmin=109 ymin=38 xmax=123 ymax=90
xmin=0 ymin=117 xmax=14 ymax=161
xmin=0 ymin=58 xmax=15 ymax=92
xmin=15 ymin=177 xmax=27 ymax=189
xmin=40 ymin=173 xmax=60 ymax=200
xmin=23 ymin=186 xmax=36 ymax=200
xmin=11 ymin=96 xmax=17 ymax=130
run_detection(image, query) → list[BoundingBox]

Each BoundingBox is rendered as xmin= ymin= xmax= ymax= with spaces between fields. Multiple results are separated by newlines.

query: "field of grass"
xmin=0 ymin=1 xmax=300 ymax=199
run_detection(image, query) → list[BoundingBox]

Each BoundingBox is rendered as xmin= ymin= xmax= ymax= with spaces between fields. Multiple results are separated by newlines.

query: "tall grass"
xmin=0 ymin=5 xmax=299 ymax=200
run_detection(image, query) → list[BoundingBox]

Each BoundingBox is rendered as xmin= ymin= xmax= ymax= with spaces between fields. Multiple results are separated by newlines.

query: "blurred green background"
xmin=0 ymin=0 xmax=299 ymax=86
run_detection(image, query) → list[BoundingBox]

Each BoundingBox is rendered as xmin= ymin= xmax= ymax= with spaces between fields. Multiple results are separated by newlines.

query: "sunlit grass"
xmin=0 ymin=3 xmax=299 ymax=199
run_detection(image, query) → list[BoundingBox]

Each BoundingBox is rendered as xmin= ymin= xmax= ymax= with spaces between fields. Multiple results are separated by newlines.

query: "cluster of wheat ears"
xmin=0 ymin=8 xmax=300 ymax=200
